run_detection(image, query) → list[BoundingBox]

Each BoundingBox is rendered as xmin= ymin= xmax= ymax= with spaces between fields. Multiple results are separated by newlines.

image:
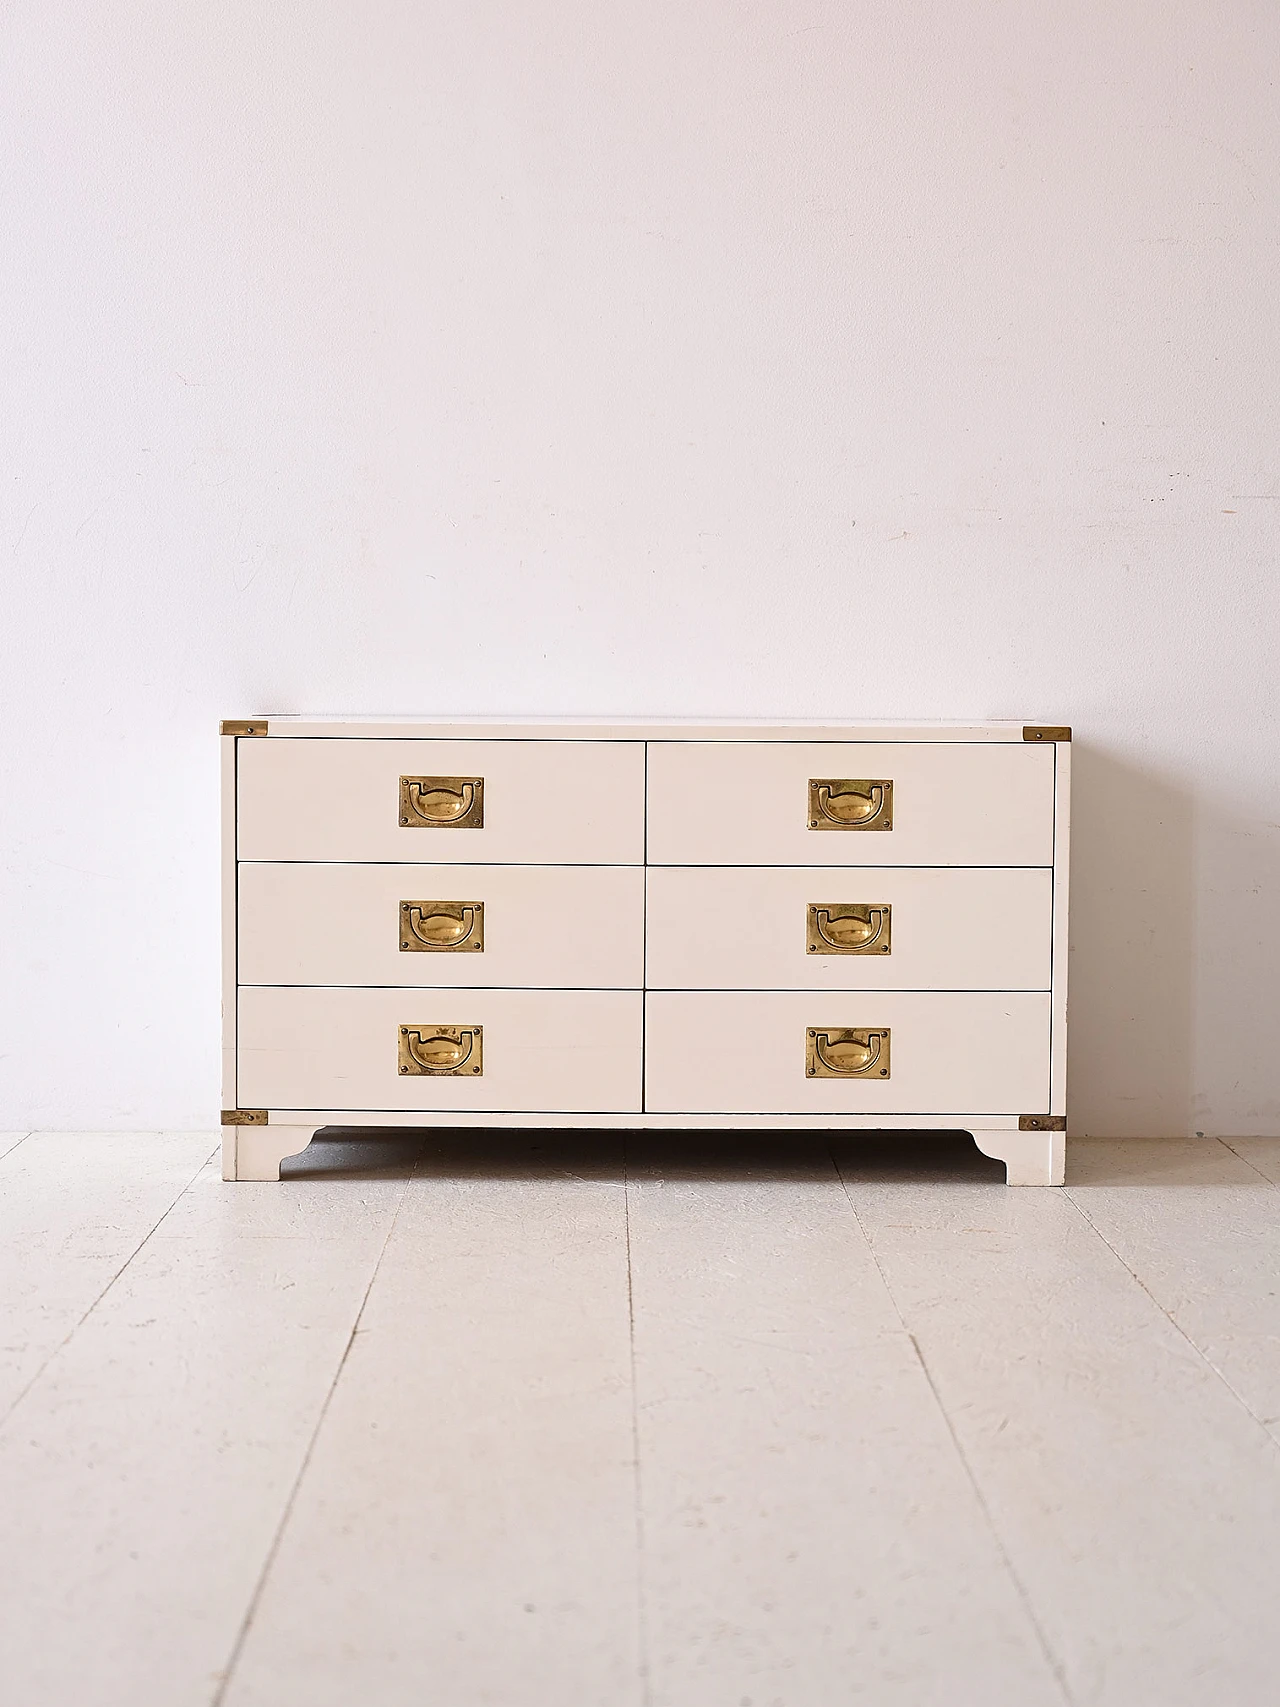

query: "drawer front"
xmin=644 ymin=990 xmax=1050 ymax=1114
xmin=238 ymin=987 xmax=642 ymax=1112
xmin=646 ymin=867 xmax=1052 ymax=991
xmin=646 ymin=742 xmax=1055 ymax=866
xmin=238 ymin=864 xmax=644 ymax=989
xmin=237 ymin=739 xmax=644 ymax=864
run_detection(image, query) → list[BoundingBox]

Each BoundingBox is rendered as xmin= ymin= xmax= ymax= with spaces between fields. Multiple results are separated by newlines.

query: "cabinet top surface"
xmin=223 ymin=716 xmax=1067 ymax=743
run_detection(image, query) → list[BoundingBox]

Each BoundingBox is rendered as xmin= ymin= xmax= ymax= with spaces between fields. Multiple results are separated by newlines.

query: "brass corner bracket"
xmin=221 ymin=720 xmax=268 ymax=737
xmin=1022 ymin=726 xmax=1071 ymax=743
xmin=221 ymin=1108 xmax=268 ymax=1126
xmin=1019 ymin=1115 xmax=1066 ymax=1131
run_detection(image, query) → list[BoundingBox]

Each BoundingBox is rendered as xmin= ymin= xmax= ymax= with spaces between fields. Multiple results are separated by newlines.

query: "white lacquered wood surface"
xmin=238 ymin=862 xmax=645 ymax=989
xmin=252 ymin=1108 xmax=1020 ymax=1130
xmin=1050 ymin=741 xmax=1070 ymax=1115
xmin=237 ymin=737 xmax=645 ymax=864
xmin=222 ymin=735 xmax=238 ymax=1109
xmin=252 ymin=716 xmax=1036 ymax=742
xmin=224 ymin=720 xmax=1069 ymax=1168
xmin=237 ymin=986 xmax=644 ymax=1113
xmin=645 ymin=989 xmax=1051 ymax=1114
xmin=645 ymin=865 xmax=1052 ymax=990
xmin=4 ymin=1133 xmax=1279 ymax=1706
xmin=646 ymin=740 xmax=1056 ymax=866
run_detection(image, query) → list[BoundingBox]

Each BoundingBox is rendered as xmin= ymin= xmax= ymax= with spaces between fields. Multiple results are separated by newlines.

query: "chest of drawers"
xmin=221 ymin=719 xmax=1069 ymax=1185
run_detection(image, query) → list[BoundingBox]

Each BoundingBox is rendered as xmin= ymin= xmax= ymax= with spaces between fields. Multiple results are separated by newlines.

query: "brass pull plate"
xmin=400 ymin=901 xmax=484 ymax=953
xmin=808 ymin=778 xmax=892 ymax=830
xmin=398 ymin=1024 xmax=483 ymax=1075
xmin=807 ymin=903 xmax=891 ymax=955
xmin=399 ymin=775 xmax=484 ymax=829
xmin=806 ymin=1027 xmax=890 ymax=1078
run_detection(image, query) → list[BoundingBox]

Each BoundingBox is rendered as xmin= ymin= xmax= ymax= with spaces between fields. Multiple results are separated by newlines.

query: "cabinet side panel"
xmin=1050 ymin=743 xmax=1071 ymax=1117
xmin=221 ymin=734 xmax=237 ymax=1110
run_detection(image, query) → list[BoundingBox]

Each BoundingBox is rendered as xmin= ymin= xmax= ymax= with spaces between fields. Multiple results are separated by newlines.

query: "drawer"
xmin=237 ymin=739 xmax=644 ymax=864
xmin=645 ymin=867 xmax=1052 ymax=991
xmin=238 ymin=864 xmax=644 ymax=989
xmin=644 ymin=990 xmax=1050 ymax=1114
xmin=237 ymin=987 xmax=643 ymax=1112
xmin=646 ymin=742 xmax=1055 ymax=866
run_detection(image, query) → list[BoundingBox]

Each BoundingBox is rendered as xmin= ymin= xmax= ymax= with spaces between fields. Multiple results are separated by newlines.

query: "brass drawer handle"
xmin=807 ymin=903 xmax=891 ymax=955
xmin=806 ymin=1027 xmax=890 ymax=1078
xmin=399 ymin=775 xmax=484 ymax=828
xmin=400 ymin=901 xmax=484 ymax=953
xmin=398 ymin=1024 xmax=483 ymax=1075
xmin=808 ymin=778 xmax=892 ymax=830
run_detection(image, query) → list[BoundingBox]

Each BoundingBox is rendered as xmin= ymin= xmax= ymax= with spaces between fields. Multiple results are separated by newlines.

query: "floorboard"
xmin=3 ymin=1131 xmax=1280 ymax=1706
xmin=0 ymin=1144 xmax=410 ymax=1707
xmin=222 ymin=1133 xmax=641 ymax=1707
xmin=0 ymin=1130 xmax=216 ymax=1418
xmin=1067 ymin=1136 xmax=1280 ymax=1444
xmin=835 ymin=1133 xmax=1280 ymax=1707
xmin=628 ymin=1133 xmax=1064 ymax=1707
xmin=1221 ymin=1135 xmax=1280 ymax=1186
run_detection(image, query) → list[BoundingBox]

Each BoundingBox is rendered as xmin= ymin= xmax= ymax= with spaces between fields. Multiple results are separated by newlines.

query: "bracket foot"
xmin=222 ymin=1124 xmax=317 ymax=1182
xmin=970 ymin=1129 xmax=1065 ymax=1186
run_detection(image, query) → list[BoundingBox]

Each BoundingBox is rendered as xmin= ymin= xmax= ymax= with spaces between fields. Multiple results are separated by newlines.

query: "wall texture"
xmin=2 ymin=1 xmax=1277 ymax=1134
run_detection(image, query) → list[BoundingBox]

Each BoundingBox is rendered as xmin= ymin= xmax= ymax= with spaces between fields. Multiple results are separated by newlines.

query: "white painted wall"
xmin=2 ymin=2 xmax=1277 ymax=1135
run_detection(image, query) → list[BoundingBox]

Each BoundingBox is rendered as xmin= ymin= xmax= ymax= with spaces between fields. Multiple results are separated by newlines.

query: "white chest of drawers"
xmin=221 ymin=718 xmax=1069 ymax=1185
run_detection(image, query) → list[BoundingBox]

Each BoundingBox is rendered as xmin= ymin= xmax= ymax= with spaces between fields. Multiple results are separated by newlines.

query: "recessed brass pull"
xmin=399 ymin=775 xmax=484 ymax=829
xmin=807 ymin=903 xmax=891 ymax=955
xmin=398 ymin=1024 xmax=483 ymax=1075
xmin=399 ymin=901 xmax=484 ymax=953
xmin=808 ymin=779 xmax=892 ymax=830
xmin=806 ymin=1027 xmax=890 ymax=1078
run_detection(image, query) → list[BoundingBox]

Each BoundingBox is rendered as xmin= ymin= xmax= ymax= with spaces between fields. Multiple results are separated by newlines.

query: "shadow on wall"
xmin=1067 ymin=744 xmax=1193 ymax=1138
xmin=248 ymin=740 xmax=1276 ymax=1149
xmin=1191 ymin=764 xmax=1280 ymax=1138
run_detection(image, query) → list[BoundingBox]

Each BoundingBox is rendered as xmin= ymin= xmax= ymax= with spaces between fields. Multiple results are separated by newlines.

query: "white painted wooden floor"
xmin=2 ymin=1130 xmax=1279 ymax=1706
